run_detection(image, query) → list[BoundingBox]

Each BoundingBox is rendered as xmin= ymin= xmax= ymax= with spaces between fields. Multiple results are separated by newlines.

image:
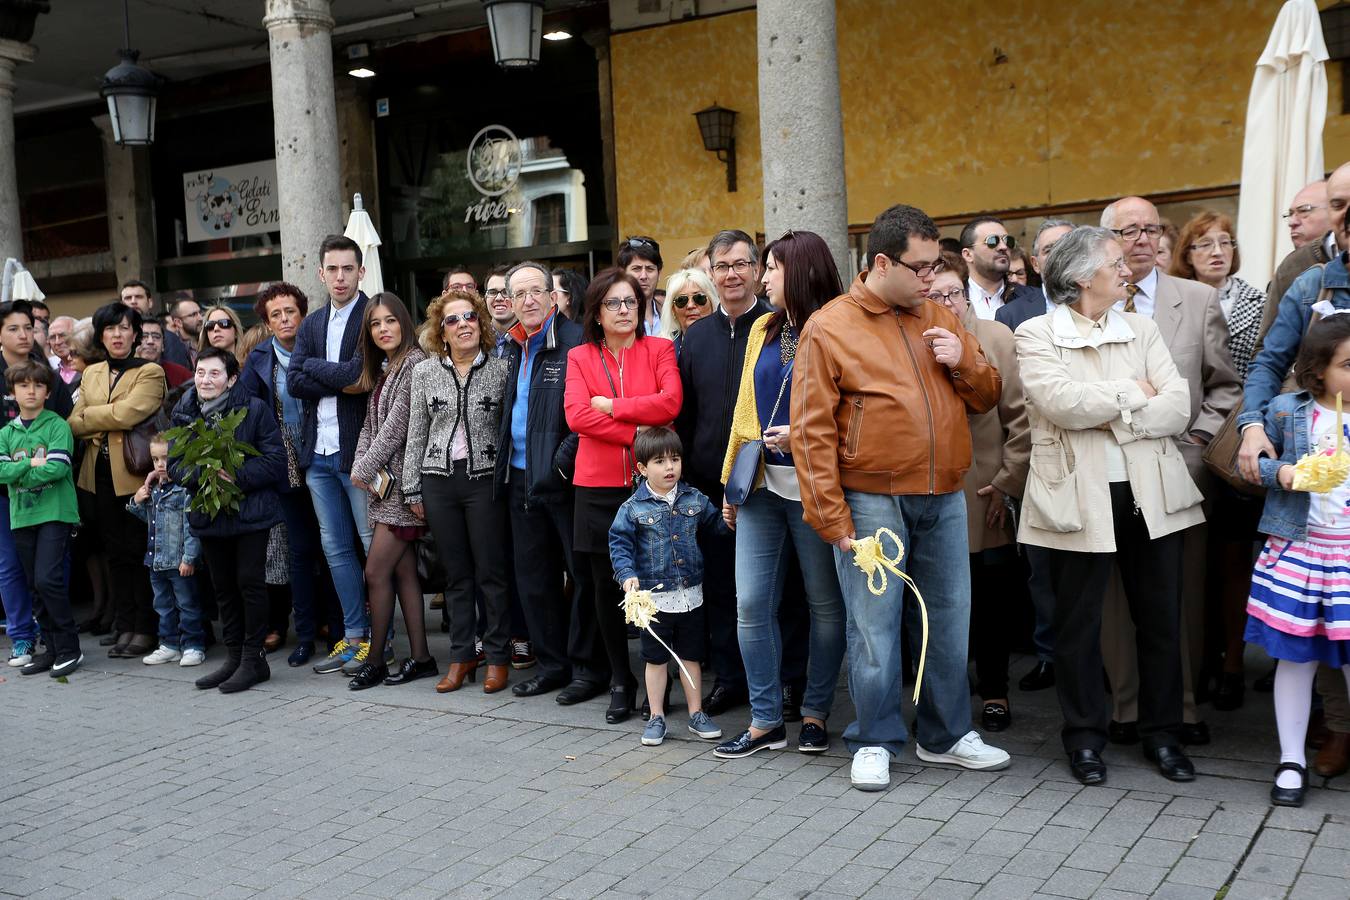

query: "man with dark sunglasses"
xmin=959 ymin=216 xmax=1037 ymax=321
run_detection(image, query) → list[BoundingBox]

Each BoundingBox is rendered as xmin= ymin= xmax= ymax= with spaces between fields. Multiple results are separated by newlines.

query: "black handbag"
xmin=723 ymin=368 xmax=791 ymax=506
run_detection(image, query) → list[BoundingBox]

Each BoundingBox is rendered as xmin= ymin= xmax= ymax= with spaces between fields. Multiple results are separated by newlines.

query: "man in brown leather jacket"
xmin=790 ymin=204 xmax=1009 ymax=792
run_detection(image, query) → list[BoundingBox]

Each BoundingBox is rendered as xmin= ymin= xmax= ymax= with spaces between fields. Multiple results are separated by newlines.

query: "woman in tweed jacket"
xmin=346 ymin=293 xmax=432 ymax=690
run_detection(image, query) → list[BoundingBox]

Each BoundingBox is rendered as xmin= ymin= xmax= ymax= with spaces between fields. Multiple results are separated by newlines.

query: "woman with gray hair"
xmin=658 ymin=268 xmax=721 ymax=357
xmin=1015 ymin=226 xmax=1205 ymax=788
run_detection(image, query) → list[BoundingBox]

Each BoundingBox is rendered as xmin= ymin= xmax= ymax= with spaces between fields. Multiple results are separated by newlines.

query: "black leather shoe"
xmin=1108 ymin=720 xmax=1140 ymax=744
xmin=797 ymin=722 xmax=829 ymax=753
xmin=348 ymin=661 xmax=389 ymax=691
xmin=1212 ymin=673 xmax=1245 ymax=711
xmin=605 ymin=687 xmax=635 ymax=724
xmin=1145 ymin=745 xmax=1196 ymax=782
xmin=782 ymin=681 xmax=804 ymax=723
xmin=982 ymin=702 xmax=1012 ymax=732
xmin=1018 ymin=661 xmax=1056 ymax=692
xmin=703 ymin=684 xmax=747 ymax=717
xmin=385 ymin=656 xmax=438 ymax=686
xmin=1270 ymin=762 xmax=1308 ymax=807
xmin=1253 ymin=665 xmax=1276 ymax=692
xmin=287 ymin=641 xmax=315 ymax=668
xmin=1069 ymin=749 xmax=1107 ymax=785
xmin=555 ymin=679 xmax=605 ymax=705
xmin=714 ymin=725 xmax=788 ymax=759
xmin=1180 ymin=722 xmax=1211 ymax=746
xmin=512 ymin=672 xmax=566 ymax=697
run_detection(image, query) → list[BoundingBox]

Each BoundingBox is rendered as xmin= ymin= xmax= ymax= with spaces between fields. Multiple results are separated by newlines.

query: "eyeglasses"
xmin=1107 ymin=257 xmax=1131 ymax=272
xmin=484 ymin=288 xmax=507 ymax=299
xmin=512 ymin=287 xmax=547 ymax=302
xmin=602 ymin=296 xmax=639 ymax=311
xmin=981 ymin=234 xmax=1017 ymax=250
xmin=1283 ymin=204 xmax=1326 ymax=220
xmin=711 ymin=260 xmax=755 ymax=276
xmin=1110 ymin=225 xmax=1164 ymax=242
xmin=886 ymin=254 xmax=946 ymax=279
xmin=673 ymin=293 xmax=709 ymax=309
xmin=926 ymin=288 xmax=966 ymax=303
xmin=442 ymin=311 xmax=479 ymax=327
xmin=1191 ymin=238 xmax=1236 ymax=253
xmin=203 ymin=319 xmax=235 ymax=332
xmin=445 ymin=282 xmax=477 ymax=294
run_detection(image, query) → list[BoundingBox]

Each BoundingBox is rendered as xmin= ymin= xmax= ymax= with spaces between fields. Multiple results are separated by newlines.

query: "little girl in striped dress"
xmin=1245 ymin=314 xmax=1350 ymax=808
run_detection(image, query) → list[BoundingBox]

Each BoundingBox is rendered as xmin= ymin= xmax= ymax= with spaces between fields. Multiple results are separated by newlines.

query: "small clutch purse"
xmin=369 ymin=467 xmax=396 ymax=501
xmin=723 ymin=440 xmax=763 ymax=506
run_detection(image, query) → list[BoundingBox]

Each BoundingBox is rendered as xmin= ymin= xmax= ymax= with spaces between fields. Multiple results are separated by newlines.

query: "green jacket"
xmin=0 ymin=409 xmax=79 ymax=528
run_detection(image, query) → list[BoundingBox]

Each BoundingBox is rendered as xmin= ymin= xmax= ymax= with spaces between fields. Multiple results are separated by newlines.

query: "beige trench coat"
xmin=961 ymin=311 xmax=1029 ymax=553
xmin=1014 ymin=304 xmax=1205 ymax=553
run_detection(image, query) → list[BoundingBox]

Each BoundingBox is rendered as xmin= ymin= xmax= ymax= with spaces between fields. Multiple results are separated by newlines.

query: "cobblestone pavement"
xmin=1 ymin=631 xmax=1347 ymax=899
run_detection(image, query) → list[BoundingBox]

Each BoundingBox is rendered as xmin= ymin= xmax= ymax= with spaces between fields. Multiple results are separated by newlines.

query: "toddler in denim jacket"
xmin=609 ymin=427 xmax=729 ymax=747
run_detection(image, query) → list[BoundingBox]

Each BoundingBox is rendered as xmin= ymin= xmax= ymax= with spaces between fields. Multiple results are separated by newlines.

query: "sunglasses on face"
xmin=204 ymin=319 xmax=235 ymax=332
xmin=673 ymin=293 xmax=709 ymax=309
xmin=442 ymin=311 xmax=479 ymax=327
xmin=981 ymin=235 xmax=1016 ymax=250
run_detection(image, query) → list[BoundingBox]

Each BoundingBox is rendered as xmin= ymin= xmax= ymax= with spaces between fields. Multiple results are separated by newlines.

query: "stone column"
xmin=264 ymin=0 xmax=341 ymax=296
xmin=584 ymin=29 xmax=619 ymax=259
xmin=93 ymin=114 xmax=156 ymax=288
xmin=336 ymin=79 xmax=377 ymax=226
xmin=757 ymin=0 xmax=849 ymax=277
xmin=0 ymin=39 xmax=35 ymax=264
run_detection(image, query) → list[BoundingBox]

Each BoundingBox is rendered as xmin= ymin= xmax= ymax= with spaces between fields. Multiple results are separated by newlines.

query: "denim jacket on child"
xmin=127 ymin=482 xmax=201 ymax=572
xmin=1256 ymin=391 xmax=1319 ymax=542
xmin=608 ymin=480 xmax=729 ymax=591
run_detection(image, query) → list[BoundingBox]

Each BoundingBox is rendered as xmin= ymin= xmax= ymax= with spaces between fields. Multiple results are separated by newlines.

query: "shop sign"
xmin=465 ymin=124 xmax=521 ymax=228
xmin=182 ymin=159 xmax=280 ymax=243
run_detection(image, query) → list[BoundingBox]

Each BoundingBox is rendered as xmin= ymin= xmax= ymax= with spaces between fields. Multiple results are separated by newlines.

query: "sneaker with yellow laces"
xmin=313 ymin=639 xmax=355 ymax=675
xmin=341 ymin=641 xmax=372 ymax=676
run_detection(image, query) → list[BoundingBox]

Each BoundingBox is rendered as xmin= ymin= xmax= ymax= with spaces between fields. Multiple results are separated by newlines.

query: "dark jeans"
xmin=971 ymin=548 xmax=1021 ymax=700
xmin=14 ymin=522 xmax=78 ymax=657
xmin=201 ymin=530 xmax=271 ymax=654
xmin=508 ymin=470 xmax=605 ymax=685
xmin=1045 ymin=482 xmax=1184 ymax=754
xmin=90 ymin=454 xmax=154 ymax=635
xmin=423 ymin=468 xmax=511 ymax=665
xmin=277 ymin=488 xmax=331 ymax=642
xmin=688 ymin=476 xmax=744 ymax=692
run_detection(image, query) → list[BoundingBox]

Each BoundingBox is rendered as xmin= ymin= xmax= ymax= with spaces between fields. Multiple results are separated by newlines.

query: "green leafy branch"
xmin=163 ymin=407 xmax=260 ymax=519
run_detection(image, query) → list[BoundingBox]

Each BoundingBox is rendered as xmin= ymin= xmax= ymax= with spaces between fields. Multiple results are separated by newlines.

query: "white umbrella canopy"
xmin=343 ymin=193 xmax=384 ymax=296
xmin=10 ymin=269 xmax=44 ymax=302
xmin=1235 ymin=0 xmax=1328 ymax=291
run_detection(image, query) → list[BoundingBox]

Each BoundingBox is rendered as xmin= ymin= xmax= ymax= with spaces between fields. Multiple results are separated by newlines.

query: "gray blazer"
xmin=402 ymin=353 xmax=509 ymax=502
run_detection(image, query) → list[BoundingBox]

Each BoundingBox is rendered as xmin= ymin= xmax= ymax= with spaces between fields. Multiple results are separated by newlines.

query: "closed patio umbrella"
xmin=1235 ymin=0 xmax=1328 ymax=291
xmin=343 ymin=193 xmax=384 ymax=296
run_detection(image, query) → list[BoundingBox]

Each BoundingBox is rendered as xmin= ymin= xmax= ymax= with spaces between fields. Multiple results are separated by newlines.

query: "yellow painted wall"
xmin=612 ymin=1 xmax=1350 ymax=266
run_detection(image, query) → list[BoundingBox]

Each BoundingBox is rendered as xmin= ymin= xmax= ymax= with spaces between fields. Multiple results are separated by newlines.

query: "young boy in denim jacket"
xmin=609 ymin=427 xmax=729 ymax=746
xmin=0 ymin=361 xmax=81 ymax=677
xmin=128 ymin=434 xmax=205 ymax=667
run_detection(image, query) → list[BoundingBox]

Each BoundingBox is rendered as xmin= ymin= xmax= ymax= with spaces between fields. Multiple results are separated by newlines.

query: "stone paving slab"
xmin=1 ymin=635 xmax=1348 ymax=898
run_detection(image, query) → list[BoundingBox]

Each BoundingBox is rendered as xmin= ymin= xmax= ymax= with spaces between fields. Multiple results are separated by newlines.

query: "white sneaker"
xmin=851 ymin=746 xmax=891 ymax=791
xmin=142 ymin=645 xmax=182 ymax=665
xmin=179 ymin=649 xmax=206 ymax=667
xmin=916 ymin=730 xmax=1011 ymax=771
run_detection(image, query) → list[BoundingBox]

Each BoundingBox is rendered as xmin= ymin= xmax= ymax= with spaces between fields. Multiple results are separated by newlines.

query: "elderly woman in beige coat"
xmin=930 ymin=253 xmax=1029 ymax=734
xmin=1015 ymin=226 xmax=1204 ymax=789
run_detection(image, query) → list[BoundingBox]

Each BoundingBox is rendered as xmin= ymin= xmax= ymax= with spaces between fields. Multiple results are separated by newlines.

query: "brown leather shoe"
xmin=483 ymin=664 xmax=509 ymax=693
xmin=1309 ymin=709 xmax=1329 ymax=750
xmin=435 ymin=661 xmax=478 ymax=693
xmin=263 ymin=631 xmax=283 ymax=653
xmin=1314 ymin=730 xmax=1350 ymax=778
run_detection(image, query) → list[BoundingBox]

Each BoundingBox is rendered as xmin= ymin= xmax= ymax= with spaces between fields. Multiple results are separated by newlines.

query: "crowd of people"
xmin=4 ymin=170 xmax=1350 ymax=808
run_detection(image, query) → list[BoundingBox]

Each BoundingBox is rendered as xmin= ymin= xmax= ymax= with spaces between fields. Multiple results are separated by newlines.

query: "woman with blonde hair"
xmin=197 ymin=304 xmax=246 ymax=362
xmin=658 ymin=268 xmax=721 ymax=358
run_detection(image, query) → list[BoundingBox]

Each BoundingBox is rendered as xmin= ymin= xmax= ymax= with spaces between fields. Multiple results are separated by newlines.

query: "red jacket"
xmin=564 ymin=336 xmax=682 ymax=487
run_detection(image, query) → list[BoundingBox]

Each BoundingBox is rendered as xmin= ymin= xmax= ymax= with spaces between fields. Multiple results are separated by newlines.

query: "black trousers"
xmin=201 ymin=530 xmax=270 ymax=654
xmin=1046 ymin=482 xmax=1184 ymax=754
xmin=15 ymin=522 xmax=78 ymax=657
xmin=971 ymin=548 xmax=1020 ymax=700
xmin=90 ymin=454 xmax=155 ymax=635
xmin=508 ymin=471 xmax=605 ymax=685
xmin=423 ymin=469 xmax=511 ymax=665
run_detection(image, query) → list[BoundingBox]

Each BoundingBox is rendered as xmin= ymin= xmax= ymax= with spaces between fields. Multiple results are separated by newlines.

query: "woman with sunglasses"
xmin=714 ymin=230 xmax=848 ymax=759
xmin=197 ymin=304 xmax=245 ymax=362
xmin=657 ymin=268 xmax=721 ymax=358
xmin=403 ymin=290 xmax=512 ymax=694
xmin=564 ymin=267 xmax=682 ymax=724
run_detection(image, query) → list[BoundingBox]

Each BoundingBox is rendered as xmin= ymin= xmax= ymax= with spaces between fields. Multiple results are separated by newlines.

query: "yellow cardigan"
xmin=720 ymin=315 xmax=772 ymax=489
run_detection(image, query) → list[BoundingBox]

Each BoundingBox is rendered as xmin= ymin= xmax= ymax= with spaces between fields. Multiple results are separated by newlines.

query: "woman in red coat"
xmin=564 ymin=267 xmax=682 ymax=724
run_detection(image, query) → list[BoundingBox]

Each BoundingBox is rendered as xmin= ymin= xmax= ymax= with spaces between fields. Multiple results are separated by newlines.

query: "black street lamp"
xmin=694 ymin=104 xmax=738 ymax=193
xmin=100 ymin=0 xmax=160 ymax=146
xmin=482 ymin=0 xmax=544 ymax=69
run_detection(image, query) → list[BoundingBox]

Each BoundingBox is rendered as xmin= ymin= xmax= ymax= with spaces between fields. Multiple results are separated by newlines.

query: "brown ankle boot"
xmin=1314 ymin=731 xmax=1350 ymax=778
xmin=436 ymin=661 xmax=478 ymax=693
xmin=483 ymin=664 xmax=509 ymax=693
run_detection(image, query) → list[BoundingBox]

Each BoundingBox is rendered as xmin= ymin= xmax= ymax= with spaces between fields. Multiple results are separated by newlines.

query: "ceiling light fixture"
xmin=348 ymin=67 xmax=376 ymax=78
xmin=543 ymin=30 xmax=572 ymax=41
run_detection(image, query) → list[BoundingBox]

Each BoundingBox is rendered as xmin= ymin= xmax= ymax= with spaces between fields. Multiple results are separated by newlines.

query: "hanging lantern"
xmin=482 ymin=0 xmax=545 ymax=69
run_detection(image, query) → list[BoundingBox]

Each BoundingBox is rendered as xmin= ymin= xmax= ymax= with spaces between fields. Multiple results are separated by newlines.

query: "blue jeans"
xmin=736 ymin=488 xmax=847 ymax=730
xmin=150 ymin=570 xmax=204 ymax=652
xmin=0 ymin=501 xmax=35 ymax=641
xmin=835 ymin=489 xmax=972 ymax=756
xmin=306 ymin=452 xmax=372 ymax=640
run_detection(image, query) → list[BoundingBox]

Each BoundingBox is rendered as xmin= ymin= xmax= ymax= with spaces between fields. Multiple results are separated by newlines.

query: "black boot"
xmin=195 ymin=647 xmax=242 ymax=690
xmin=219 ymin=649 xmax=270 ymax=694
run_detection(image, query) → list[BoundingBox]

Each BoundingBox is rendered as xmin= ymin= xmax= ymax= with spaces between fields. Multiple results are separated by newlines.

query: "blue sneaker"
xmin=8 ymin=638 xmax=34 ymax=667
xmin=313 ymin=639 xmax=356 ymax=674
xmin=688 ymin=710 xmax=722 ymax=740
xmin=642 ymin=715 xmax=667 ymax=746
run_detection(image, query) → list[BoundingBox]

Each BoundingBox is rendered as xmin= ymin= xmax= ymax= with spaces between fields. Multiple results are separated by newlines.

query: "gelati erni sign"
xmin=465 ymin=124 xmax=521 ymax=228
xmin=182 ymin=159 xmax=280 ymax=243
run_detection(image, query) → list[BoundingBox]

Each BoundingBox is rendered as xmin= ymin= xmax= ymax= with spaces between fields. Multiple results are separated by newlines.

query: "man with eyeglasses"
xmin=618 ymin=237 xmax=664 ymax=335
xmin=959 ymin=216 xmax=1037 ymax=320
xmin=1098 ymin=196 xmax=1240 ymax=749
xmin=1256 ymin=181 xmax=1339 ymax=354
xmin=793 ymin=204 xmax=1008 ymax=790
xmin=442 ymin=265 xmax=478 ymax=297
xmin=136 ymin=316 xmax=192 ymax=387
xmin=481 ymin=265 xmax=516 ymax=358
